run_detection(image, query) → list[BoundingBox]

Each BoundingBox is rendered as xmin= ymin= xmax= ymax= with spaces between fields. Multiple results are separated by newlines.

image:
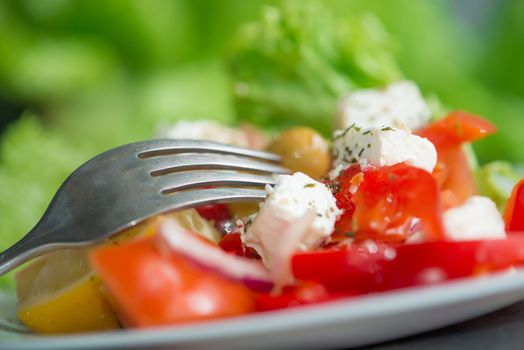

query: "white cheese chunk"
xmin=156 ymin=120 xmax=249 ymax=147
xmin=336 ymin=81 xmax=431 ymax=131
xmin=332 ymin=125 xmax=437 ymax=176
xmin=243 ymin=172 xmax=341 ymax=267
xmin=443 ymin=196 xmax=506 ymax=241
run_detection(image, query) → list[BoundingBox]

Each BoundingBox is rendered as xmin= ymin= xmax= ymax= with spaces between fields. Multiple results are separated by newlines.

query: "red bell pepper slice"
xmin=504 ymin=179 xmax=524 ymax=232
xmin=255 ymin=281 xmax=345 ymax=311
xmin=292 ymin=237 xmax=524 ymax=294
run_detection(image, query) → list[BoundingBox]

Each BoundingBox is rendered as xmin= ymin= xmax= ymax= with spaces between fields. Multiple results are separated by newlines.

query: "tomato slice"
xmin=416 ymin=111 xmax=492 ymax=208
xmin=292 ymin=237 xmax=524 ymax=293
xmin=218 ymin=233 xmax=261 ymax=259
xmin=351 ymin=163 xmax=445 ymax=242
xmin=504 ymin=179 xmax=524 ymax=232
xmin=436 ymin=146 xmax=477 ymax=208
xmin=218 ymin=233 xmax=245 ymax=256
xmin=417 ymin=111 xmax=496 ymax=149
xmin=89 ymin=238 xmax=255 ymax=327
xmin=331 ymin=165 xmax=362 ymax=240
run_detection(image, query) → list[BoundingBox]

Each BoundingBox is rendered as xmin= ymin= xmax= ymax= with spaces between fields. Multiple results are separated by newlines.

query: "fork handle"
xmin=0 ymin=229 xmax=61 ymax=275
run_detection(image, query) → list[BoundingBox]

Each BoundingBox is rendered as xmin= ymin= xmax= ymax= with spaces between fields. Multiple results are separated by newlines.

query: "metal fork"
xmin=0 ymin=139 xmax=288 ymax=275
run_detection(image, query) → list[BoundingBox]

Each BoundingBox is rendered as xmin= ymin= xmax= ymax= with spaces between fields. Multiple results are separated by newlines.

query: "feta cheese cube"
xmin=443 ymin=196 xmax=506 ymax=241
xmin=243 ymin=172 xmax=341 ymax=266
xmin=332 ymin=125 xmax=437 ymax=176
xmin=156 ymin=120 xmax=249 ymax=147
xmin=336 ymin=81 xmax=431 ymax=131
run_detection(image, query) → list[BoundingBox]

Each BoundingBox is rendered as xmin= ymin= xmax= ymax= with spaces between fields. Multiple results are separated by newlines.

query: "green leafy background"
xmin=1 ymin=0 xmax=523 ymax=287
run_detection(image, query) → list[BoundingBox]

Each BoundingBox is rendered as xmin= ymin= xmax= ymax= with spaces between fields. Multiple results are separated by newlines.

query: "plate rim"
xmin=3 ymin=267 xmax=524 ymax=349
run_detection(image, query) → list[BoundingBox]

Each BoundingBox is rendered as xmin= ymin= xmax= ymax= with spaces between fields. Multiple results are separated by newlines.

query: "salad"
xmin=14 ymin=80 xmax=524 ymax=334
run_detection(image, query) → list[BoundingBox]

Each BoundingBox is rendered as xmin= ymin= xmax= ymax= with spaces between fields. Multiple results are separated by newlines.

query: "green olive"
xmin=267 ymin=127 xmax=330 ymax=179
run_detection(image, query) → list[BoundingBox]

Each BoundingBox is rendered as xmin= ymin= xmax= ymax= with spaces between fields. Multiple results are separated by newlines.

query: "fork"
xmin=0 ymin=139 xmax=288 ymax=275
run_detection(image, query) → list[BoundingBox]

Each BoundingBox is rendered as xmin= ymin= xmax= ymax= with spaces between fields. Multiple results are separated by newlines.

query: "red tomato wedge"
xmin=332 ymin=165 xmax=362 ymax=240
xmin=292 ymin=237 xmax=524 ymax=293
xmin=417 ymin=111 xmax=496 ymax=149
xmin=89 ymin=238 xmax=255 ymax=328
xmin=219 ymin=233 xmax=245 ymax=256
xmin=218 ymin=233 xmax=260 ymax=259
xmin=351 ymin=163 xmax=445 ymax=242
xmin=436 ymin=146 xmax=477 ymax=208
xmin=504 ymin=179 xmax=524 ymax=232
xmin=416 ymin=111 xmax=494 ymax=207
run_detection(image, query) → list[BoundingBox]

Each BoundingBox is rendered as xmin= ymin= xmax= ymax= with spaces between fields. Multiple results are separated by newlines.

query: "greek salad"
xmin=15 ymin=81 xmax=524 ymax=334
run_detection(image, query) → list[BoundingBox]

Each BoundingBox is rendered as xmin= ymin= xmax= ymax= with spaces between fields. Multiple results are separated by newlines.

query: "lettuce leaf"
xmin=0 ymin=61 xmax=234 ymax=288
xmin=227 ymin=0 xmax=402 ymax=135
xmin=475 ymin=161 xmax=523 ymax=212
xmin=0 ymin=113 xmax=91 ymax=288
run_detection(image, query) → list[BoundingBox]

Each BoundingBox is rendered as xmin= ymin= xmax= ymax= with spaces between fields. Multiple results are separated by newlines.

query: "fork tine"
xmin=154 ymin=188 xmax=268 ymax=212
xmin=136 ymin=139 xmax=281 ymax=162
xmin=143 ymin=153 xmax=289 ymax=176
xmin=154 ymin=171 xmax=275 ymax=194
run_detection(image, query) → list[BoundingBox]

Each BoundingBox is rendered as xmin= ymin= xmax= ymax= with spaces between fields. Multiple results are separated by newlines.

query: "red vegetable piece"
xmin=332 ymin=164 xmax=362 ymax=240
xmin=219 ymin=233 xmax=244 ymax=256
xmin=417 ymin=111 xmax=497 ymax=149
xmin=292 ymin=242 xmax=393 ymax=293
xmin=255 ymin=281 xmax=344 ymax=311
xmin=292 ymin=237 xmax=524 ymax=293
xmin=219 ymin=233 xmax=261 ymax=259
xmin=417 ymin=111 xmax=492 ymax=208
xmin=504 ymin=179 xmax=524 ymax=232
xmin=436 ymin=146 xmax=477 ymax=208
xmin=352 ymin=163 xmax=445 ymax=242
xmin=417 ymin=110 xmax=496 ymax=149
xmin=90 ymin=238 xmax=255 ymax=327
xmin=196 ymin=204 xmax=231 ymax=222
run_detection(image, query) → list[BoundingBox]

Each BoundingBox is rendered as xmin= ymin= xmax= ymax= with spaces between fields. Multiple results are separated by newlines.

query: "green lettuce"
xmin=475 ymin=161 xmax=523 ymax=212
xmin=0 ymin=113 xmax=91 ymax=287
xmin=0 ymin=60 xmax=234 ymax=288
xmin=227 ymin=0 xmax=402 ymax=135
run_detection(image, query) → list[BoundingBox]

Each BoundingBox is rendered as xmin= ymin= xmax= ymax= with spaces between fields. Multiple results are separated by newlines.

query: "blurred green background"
xmin=1 ymin=0 xmax=523 ymax=286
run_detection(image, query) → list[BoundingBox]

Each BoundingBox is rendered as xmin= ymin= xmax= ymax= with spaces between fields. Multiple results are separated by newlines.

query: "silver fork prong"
xmin=144 ymin=153 xmax=289 ymax=176
xmin=136 ymin=139 xmax=281 ymax=162
xmin=154 ymin=171 xmax=275 ymax=194
xmin=153 ymin=187 xmax=268 ymax=212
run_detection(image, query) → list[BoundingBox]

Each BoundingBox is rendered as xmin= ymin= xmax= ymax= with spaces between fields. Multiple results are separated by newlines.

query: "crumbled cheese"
xmin=327 ymin=163 xmax=349 ymax=181
xmin=443 ymin=196 xmax=506 ymax=241
xmin=331 ymin=125 xmax=437 ymax=176
xmin=242 ymin=172 xmax=342 ymax=266
xmin=336 ymin=81 xmax=431 ymax=131
xmin=156 ymin=120 xmax=249 ymax=147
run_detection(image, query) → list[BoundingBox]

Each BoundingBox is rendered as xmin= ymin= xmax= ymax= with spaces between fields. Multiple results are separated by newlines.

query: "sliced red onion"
xmin=156 ymin=219 xmax=272 ymax=291
xmin=240 ymin=277 xmax=273 ymax=293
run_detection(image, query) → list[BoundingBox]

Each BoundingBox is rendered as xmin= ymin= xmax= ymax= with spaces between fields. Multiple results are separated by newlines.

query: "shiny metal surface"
xmin=0 ymin=139 xmax=287 ymax=275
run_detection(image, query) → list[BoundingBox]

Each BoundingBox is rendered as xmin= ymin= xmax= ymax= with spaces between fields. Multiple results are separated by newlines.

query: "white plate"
xmin=1 ymin=269 xmax=524 ymax=350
